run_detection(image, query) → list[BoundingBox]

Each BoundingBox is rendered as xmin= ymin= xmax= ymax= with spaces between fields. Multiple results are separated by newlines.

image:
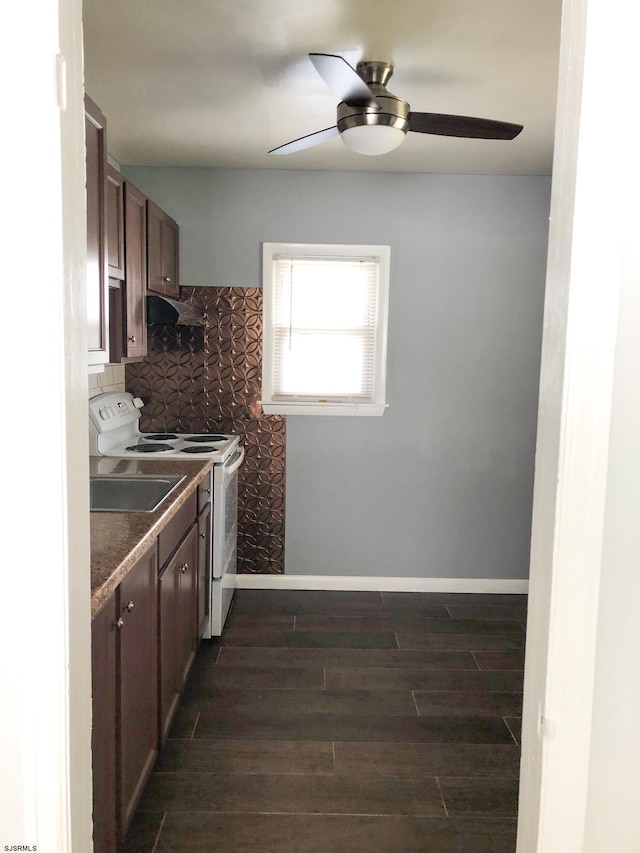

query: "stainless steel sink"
xmin=90 ymin=473 xmax=186 ymax=512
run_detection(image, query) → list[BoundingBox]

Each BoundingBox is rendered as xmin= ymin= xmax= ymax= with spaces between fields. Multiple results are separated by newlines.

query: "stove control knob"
xmin=125 ymin=600 xmax=135 ymax=612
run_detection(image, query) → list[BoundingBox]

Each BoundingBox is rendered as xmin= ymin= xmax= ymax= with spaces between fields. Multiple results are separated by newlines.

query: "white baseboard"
xmin=235 ymin=574 xmax=529 ymax=594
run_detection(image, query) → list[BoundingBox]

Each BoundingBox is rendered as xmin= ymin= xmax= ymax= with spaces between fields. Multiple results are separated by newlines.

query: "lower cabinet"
xmin=91 ymin=598 xmax=117 ymax=853
xmin=90 ymin=483 xmax=208 ymax=851
xmin=90 ymin=541 xmax=157 ymax=852
xmin=118 ymin=543 xmax=158 ymax=835
xmin=159 ymin=523 xmax=198 ymax=744
xmin=197 ymin=501 xmax=212 ymax=639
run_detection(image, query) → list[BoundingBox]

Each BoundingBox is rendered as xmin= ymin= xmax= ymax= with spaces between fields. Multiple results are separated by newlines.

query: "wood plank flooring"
xmin=120 ymin=589 xmax=526 ymax=853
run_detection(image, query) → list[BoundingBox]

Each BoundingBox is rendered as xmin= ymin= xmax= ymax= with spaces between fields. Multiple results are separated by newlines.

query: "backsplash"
xmin=88 ymin=364 xmax=126 ymax=398
xmin=125 ymin=287 xmax=285 ymax=574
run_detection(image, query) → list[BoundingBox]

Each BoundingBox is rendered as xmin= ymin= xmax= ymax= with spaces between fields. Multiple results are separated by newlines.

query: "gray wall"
xmin=124 ymin=165 xmax=550 ymax=579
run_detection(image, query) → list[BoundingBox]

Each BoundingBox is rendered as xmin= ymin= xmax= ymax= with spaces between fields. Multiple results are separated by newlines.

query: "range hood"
xmin=146 ymin=295 xmax=206 ymax=327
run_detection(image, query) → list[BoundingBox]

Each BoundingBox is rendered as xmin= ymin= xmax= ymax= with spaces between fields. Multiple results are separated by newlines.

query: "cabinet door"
xmin=91 ymin=597 xmax=117 ymax=853
xmin=162 ymin=213 xmax=180 ymax=297
xmin=197 ymin=502 xmax=211 ymax=641
xmin=176 ymin=524 xmax=198 ymax=686
xmin=158 ymin=524 xmax=198 ymax=744
xmin=106 ymin=164 xmax=125 ymax=281
xmin=158 ymin=555 xmax=179 ymax=745
xmin=118 ymin=542 xmax=158 ymax=839
xmin=85 ymin=95 xmax=109 ymax=368
xmin=146 ymin=199 xmax=164 ymax=296
xmin=146 ymin=199 xmax=180 ymax=299
xmin=123 ymin=182 xmax=147 ymax=360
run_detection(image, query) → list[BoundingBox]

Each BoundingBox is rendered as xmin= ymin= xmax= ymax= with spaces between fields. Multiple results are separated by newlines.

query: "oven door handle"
xmin=224 ymin=445 xmax=245 ymax=475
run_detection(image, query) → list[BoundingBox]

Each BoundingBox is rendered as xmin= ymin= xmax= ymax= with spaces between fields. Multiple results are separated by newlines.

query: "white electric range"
xmin=89 ymin=391 xmax=245 ymax=636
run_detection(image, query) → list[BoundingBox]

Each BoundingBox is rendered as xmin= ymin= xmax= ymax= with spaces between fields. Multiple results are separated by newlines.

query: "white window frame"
xmin=261 ymin=242 xmax=390 ymax=416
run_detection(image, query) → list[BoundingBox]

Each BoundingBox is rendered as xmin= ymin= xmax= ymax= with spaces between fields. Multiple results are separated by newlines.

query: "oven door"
xmin=212 ymin=445 xmax=244 ymax=578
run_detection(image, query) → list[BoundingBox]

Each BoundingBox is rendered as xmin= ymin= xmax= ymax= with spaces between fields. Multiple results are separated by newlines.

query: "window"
xmin=261 ymin=242 xmax=390 ymax=416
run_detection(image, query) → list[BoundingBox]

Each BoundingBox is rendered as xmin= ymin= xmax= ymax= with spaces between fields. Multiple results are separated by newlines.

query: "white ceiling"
xmin=82 ymin=0 xmax=562 ymax=175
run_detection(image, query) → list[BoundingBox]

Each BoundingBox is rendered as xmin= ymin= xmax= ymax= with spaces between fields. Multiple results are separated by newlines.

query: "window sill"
xmin=260 ymin=401 xmax=388 ymax=417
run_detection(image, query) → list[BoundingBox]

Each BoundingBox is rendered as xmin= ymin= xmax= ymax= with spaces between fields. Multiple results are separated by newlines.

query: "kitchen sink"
xmin=90 ymin=473 xmax=186 ymax=512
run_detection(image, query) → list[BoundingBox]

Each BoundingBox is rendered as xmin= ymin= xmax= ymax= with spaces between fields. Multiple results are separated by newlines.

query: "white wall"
xmin=584 ymin=201 xmax=640 ymax=851
xmin=124 ymin=166 xmax=550 ymax=582
xmin=517 ymin=0 xmax=640 ymax=848
xmin=0 ymin=0 xmax=93 ymax=849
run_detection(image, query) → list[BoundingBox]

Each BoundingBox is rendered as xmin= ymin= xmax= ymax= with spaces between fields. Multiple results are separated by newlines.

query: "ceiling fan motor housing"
xmin=337 ymin=61 xmax=409 ymax=135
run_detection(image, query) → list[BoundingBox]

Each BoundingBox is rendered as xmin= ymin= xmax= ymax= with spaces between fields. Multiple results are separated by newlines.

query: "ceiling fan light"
xmin=340 ymin=124 xmax=406 ymax=155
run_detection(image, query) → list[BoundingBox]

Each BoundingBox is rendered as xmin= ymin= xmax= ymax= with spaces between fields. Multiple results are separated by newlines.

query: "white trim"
xmin=236 ymin=574 xmax=528 ymax=594
xmin=261 ymin=401 xmax=388 ymax=417
xmin=261 ymin=241 xmax=390 ymax=416
xmin=517 ymin=0 xmax=639 ymax=851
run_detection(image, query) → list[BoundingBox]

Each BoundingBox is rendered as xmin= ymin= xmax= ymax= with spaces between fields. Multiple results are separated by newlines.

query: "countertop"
xmin=90 ymin=456 xmax=213 ymax=617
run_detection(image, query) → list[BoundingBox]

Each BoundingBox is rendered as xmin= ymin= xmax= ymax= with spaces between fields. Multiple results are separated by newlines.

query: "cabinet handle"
xmin=116 ymin=617 xmax=124 ymax=629
xmin=163 ymin=276 xmax=172 ymax=283
xmin=125 ymin=600 xmax=135 ymax=612
xmin=180 ymin=563 xmax=189 ymax=574
xmin=204 ymin=488 xmax=211 ymax=494
xmin=128 ymin=335 xmax=136 ymax=343
xmin=200 ymin=532 xmax=206 ymax=539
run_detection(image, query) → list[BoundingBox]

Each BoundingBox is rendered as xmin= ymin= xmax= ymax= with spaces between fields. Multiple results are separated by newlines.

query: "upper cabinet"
xmin=85 ymin=95 xmax=109 ymax=370
xmin=147 ymin=200 xmax=180 ymax=299
xmin=86 ymin=95 xmax=181 ymax=368
xmin=122 ymin=181 xmax=148 ymax=360
xmin=106 ymin=164 xmax=125 ymax=282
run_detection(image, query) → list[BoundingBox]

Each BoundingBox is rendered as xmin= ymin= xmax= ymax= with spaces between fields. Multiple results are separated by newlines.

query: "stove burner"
xmin=179 ymin=446 xmax=218 ymax=454
xmin=143 ymin=433 xmax=178 ymax=441
xmin=126 ymin=444 xmax=173 ymax=453
xmin=184 ymin=434 xmax=228 ymax=443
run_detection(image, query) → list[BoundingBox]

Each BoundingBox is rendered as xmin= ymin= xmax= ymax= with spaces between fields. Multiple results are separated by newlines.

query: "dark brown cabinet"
xmin=90 ymin=541 xmax=157 ymax=849
xmin=85 ymin=95 xmax=109 ymax=369
xmin=91 ymin=597 xmax=117 ymax=853
xmin=176 ymin=526 xmax=198 ymax=683
xmin=122 ymin=181 xmax=148 ymax=360
xmin=118 ymin=542 xmax=158 ymax=837
xmin=147 ymin=199 xmax=180 ymax=298
xmin=106 ymin=164 xmax=125 ymax=281
xmin=91 ymin=477 xmax=206 ymax=847
xmin=197 ymin=501 xmax=211 ymax=640
xmin=197 ymin=474 xmax=212 ymax=641
xmin=108 ymin=178 xmax=148 ymax=363
xmin=159 ymin=524 xmax=198 ymax=744
xmin=87 ymin=96 xmax=180 ymax=366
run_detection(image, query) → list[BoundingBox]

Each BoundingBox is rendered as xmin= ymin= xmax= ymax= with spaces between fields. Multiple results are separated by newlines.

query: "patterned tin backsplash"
xmin=125 ymin=287 xmax=285 ymax=574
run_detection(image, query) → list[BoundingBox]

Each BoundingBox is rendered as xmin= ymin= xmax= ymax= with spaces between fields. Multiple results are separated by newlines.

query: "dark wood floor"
xmin=120 ymin=589 xmax=526 ymax=853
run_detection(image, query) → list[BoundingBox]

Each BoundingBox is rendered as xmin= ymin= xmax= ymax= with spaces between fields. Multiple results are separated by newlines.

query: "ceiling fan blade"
xmin=408 ymin=112 xmax=523 ymax=140
xmin=309 ymin=53 xmax=379 ymax=107
xmin=268 ymin=125 xmax=340 ymax=155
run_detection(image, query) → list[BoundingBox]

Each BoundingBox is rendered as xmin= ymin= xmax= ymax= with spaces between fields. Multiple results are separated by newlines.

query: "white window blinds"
xmin=271 ymin=254 xmax=380 ymax=402
xmin=262 ymin=242 xmax=390 ymax=417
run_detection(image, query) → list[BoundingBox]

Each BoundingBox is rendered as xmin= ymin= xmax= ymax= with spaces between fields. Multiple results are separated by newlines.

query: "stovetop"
xmin=89 ymin=392 xmax=240 ymax=462
xmin=109 ymin=432 xmax=239 ymax=460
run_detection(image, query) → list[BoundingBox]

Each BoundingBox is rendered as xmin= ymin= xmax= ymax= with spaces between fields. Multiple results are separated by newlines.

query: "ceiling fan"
xmin=269 ymin=53 xmax=523 ymax=157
